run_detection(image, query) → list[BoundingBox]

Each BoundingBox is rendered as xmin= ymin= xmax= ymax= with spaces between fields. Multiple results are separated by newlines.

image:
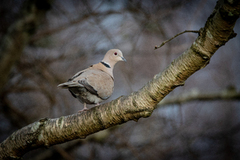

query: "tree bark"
xmin=0 ymin=0 xmax=239 ymax=159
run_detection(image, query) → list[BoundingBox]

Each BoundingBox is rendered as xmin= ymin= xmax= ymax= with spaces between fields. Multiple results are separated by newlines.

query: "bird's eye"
xmin=114 ymin=52 xmax=117 ymax=55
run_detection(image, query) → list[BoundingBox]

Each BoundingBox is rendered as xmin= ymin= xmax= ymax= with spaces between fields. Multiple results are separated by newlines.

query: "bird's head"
xmin=103 ymin=49 xmax=126 ymax=65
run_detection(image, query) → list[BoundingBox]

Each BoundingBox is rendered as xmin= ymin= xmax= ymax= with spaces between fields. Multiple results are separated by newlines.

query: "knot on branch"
xmin=191 ymin=42 xmax=211 ymax=67
xmin=125 ymin=108 xmax=153 ymax=122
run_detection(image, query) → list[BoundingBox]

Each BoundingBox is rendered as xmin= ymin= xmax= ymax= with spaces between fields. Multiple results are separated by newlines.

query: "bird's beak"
xmin=121 ymin=56 xmax=127 ymax=62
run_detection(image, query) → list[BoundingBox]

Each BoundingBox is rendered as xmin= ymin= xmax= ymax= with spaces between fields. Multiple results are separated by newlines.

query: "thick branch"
xmin=0 ymin=0 xmax=239 ymax=159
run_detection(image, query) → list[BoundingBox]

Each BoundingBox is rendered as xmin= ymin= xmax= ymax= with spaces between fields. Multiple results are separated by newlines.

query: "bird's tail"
xmin=57 ymin=81 xmax=83 ymax=88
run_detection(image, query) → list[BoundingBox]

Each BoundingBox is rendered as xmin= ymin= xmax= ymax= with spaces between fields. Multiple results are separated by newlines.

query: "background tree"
xmin=0 ymin=0 xmax=240 ymax=159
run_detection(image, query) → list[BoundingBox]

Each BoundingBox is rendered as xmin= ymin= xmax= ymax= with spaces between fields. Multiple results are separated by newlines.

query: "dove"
xmin=58 ymin=49 xmax=126 ymax=112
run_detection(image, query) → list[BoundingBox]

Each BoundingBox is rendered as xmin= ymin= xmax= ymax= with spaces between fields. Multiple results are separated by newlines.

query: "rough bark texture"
xmin=0 ymin=0 xmax=239 ymax=159
xmin=0 ymin=0 xmax=52 ymax=94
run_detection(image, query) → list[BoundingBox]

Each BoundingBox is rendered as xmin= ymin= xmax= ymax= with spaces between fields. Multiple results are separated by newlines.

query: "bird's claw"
xmin=78 ymin=108 xmax=89 ymax=113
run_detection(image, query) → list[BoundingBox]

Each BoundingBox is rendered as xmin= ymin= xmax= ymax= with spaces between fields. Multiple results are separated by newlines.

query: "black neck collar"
xmin=101 ymin=61 xmax=111 ymax=68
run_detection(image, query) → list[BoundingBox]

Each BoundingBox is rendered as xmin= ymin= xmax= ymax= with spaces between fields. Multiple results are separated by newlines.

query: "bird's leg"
xmin=95 ymin=103 xmax=100 ymax=106
xmin=78 ymin=103 xmax=89 ymax=113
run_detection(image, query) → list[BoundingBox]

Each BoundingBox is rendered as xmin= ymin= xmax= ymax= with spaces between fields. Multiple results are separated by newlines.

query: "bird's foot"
xmin=78 ymin=108 xmax=89 ymax=113
xmin=95 ymin=103 xmax=100 ymax=106
xmin=78 ymin=103 xmax=89 ymax=113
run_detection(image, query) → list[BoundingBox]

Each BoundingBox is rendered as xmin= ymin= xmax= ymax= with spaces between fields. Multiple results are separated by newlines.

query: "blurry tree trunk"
xmin=0 ymin=0 xmax=239 ymax=159
xmin=0 ymin=0 xmax=52 ymax=95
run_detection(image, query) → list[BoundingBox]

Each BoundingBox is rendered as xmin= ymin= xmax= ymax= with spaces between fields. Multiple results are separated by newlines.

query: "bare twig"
xmin=154 ymin=30 xmax=199 ymax=50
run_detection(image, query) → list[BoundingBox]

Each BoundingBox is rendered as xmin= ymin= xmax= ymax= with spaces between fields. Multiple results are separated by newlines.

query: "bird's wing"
xmin=58 ymin=68 xmax=114 ymax=100
xmin=83 ymin=69 xmax=114 ymax=100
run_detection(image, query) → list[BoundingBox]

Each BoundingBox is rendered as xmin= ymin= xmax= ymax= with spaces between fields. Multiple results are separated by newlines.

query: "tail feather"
xmin=58 ymin=81 xmax=83 ymax=88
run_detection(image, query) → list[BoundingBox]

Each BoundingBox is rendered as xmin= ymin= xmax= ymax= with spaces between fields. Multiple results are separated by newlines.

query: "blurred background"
xmin=0 ymin=0 xmax=240 ymax=160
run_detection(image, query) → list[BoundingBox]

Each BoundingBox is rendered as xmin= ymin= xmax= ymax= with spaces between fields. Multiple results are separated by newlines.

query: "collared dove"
xmin=58 ymin=49 xmax=126 ymax=112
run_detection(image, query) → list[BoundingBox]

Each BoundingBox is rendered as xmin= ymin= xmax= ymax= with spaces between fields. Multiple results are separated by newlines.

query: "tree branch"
xmin=0 ymin=0 xmax=239 ymax=159
xmin=159 ymin=88 xmax=240 ymax=106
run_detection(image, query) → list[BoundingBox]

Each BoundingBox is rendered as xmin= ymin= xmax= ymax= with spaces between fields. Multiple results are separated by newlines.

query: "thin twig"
xmin=154 ymin=30 xmax=199 ymax=50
